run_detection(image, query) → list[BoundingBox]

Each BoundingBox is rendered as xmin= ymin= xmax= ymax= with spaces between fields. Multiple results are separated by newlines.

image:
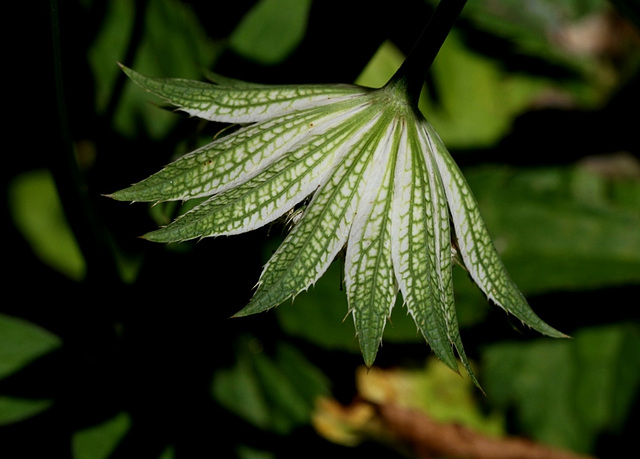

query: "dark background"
xmin=2 ymin=1 xmax=639 ymax=457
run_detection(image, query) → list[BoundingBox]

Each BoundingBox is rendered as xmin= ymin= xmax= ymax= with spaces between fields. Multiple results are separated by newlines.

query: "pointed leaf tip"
xmin=360 ymin=339 xmax=381 ymax=368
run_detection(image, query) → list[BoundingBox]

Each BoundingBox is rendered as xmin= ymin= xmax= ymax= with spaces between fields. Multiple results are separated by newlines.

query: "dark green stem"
xmin=388 ymin=0 xmax=468 ymax=105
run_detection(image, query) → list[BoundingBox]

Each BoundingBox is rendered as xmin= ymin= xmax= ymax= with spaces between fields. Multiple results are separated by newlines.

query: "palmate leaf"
xmin=111 ymin=66 xmax=565 ymax=386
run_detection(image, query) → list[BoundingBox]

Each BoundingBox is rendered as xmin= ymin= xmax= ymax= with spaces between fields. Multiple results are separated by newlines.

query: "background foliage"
xmin=2 ymin=0 xmax=640 ymax=457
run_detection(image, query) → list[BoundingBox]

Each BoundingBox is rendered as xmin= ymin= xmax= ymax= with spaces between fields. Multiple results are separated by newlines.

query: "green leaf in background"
xmin=159 ymin=446 xmax=175 ymax=459
xmin=89 ymin=0 xmax=135 ymax=115
xmin=274 ymin=257 xmax=360 ymax=352
xmin=358 ymin=1 xmax=624 ymax=150
xmin=463 ymin=0 xmax=608 ymax=70
xmin=355 ymin=34 xmax=551 ymax=150
xmin=0 ymin=314 xmax=61 ymax=425
xmin=211 ymin=336 xmax=330 ymax=435
xmin=419 ymin=30 xmax=549 ymax=149
xmin=8 ymin=169 xmax=86 ymax=281
xmin=0 ymin=314 xmax=62 ymax=380
xmin=355 ymin=40 xmax=407 ymax=89
xmin=72 ymin=412 xmax=131 ymax=459
xmin=481 ymin=323 xmax=640 ymax=454
xmin=0 ymin=397 xmax=54 ymax=427
xmin=229 ymin=0 xmax=312 ymax=65
xmin=91 ymin=0 xmax=223 ymax=139
xmin=237 ymin=445 xmax=275 ymax=459
xmin=465 ymin=157 xmax=640 ymax=294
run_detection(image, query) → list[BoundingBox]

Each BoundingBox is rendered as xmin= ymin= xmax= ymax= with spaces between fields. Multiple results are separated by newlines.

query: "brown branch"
xmin=377 ymin=402 xmax=596 ymax=459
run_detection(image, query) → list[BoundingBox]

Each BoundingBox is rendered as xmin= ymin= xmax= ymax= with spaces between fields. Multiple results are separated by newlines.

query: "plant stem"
xmin=388 ymin=0 xmax=468 ymax=105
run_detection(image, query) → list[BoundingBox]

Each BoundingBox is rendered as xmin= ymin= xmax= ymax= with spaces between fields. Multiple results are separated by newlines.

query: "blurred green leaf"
xmin=92 ymin=0 xmax=223 ymax=138
xmin=420 ymin=30 xmax=550 ymax=149
xmin=274 ymin=259 xmax=359 ymax=352
xmin=355 ymin=40 xmax=406 ymax=88
xmin=89 ymin=0 xmax=135 ymax=115
xmin=211 ymin=336 xmax=330 ymax=434
xmin=0 ymin=314 xmax=60 ymax=426
xmin=229 ymin=0 xmax=312 ymax=65
xmin=482 ymin=323 xmax=640 ymax=453
xmin=237 ymin=445 xmax=275 ymax=459
xmin=8 ymin=169 xmax=86 ymax=281
xmin=0 ymin=397 xmax=54 ymax=426
xmin=355 ymin=34 xmax=552 ymax=149
xmin=72 ymin=412 xmax=131 ymax=459
xmin=464 ymin=0 xmax=607 ymax=58
xmin=465 ymin=159 xmax=640 ymax=294
xmin=159 ymin=446 xmax=175 ymax=459
xmin=0 ymin=313 xmax=62 ymax=380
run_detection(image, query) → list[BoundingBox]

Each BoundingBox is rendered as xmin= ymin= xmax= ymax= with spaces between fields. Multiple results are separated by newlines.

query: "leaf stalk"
xmin=388 ymin=0 xmax=468 ymax=104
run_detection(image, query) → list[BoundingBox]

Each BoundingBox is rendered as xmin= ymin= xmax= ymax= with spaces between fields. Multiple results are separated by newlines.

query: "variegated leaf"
xmin=236 ymin=111 xmax=389 ymax=317
xmin=426 ymin=121 xmax=566 ymax=339
xmin=145 ymin=106 xmax=377 ymax=241
xmin=344 ymin=117 xmax=399 ymax=366
xmin=418 ymin=117 xmax=479 ymax=387
xmin=391 ymin=121 xmax=458 ymax=371
xmin=110 ymin=102 xmax=366 ymax=203
xmin=112 ymin=67 xmax=566 ymax=386
xmin=119 ymin=65 xmax=368 ymax=124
